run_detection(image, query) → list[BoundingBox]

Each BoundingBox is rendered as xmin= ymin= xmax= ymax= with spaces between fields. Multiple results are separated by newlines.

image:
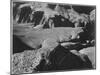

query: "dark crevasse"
xmin=17 ymin=6 xmax=32 ymax=23
xmin=13 ymin=2 xmax=26 ymax=20
xmin=31 ymin=11 xmax=44 ymax=26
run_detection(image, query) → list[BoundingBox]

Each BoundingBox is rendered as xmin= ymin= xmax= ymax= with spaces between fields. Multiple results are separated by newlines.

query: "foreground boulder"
xmin=12 ymin=50 xmax=41 ymax=74
xmin=36 ymin=45 xmax=93 ymax=71
xmin=12 ymin=45 xmax=93 ymax=74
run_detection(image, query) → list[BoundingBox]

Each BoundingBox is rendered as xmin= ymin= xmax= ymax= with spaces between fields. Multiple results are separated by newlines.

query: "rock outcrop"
xmin=12 ymin=1 xmax=96 ymax=74
xmin=12 ymin=45 xmax=93 ymax=74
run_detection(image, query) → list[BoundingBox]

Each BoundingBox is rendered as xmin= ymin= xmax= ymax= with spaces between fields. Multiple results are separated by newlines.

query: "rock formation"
xmin=12 ymin=1 xmax=96 ymax=74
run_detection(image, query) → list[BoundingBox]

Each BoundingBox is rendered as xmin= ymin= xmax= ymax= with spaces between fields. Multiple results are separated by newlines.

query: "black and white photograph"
xmin=11 ymin=0 xmax=96 ymax=74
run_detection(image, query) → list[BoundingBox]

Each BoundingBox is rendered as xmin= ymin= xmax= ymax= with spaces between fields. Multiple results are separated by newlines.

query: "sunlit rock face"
xmin=90 ymin=9 xmax=96 ymax=22
xmin=12 ymin=1 xmax=96 ymax=74
xmin=13 ymin=26 xmax=84 ymax=49
xmin=79 ymin=47 xmax=96 ymax=68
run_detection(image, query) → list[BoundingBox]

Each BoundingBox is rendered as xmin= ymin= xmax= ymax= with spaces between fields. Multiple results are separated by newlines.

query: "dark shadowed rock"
xmin=35 ymin=45 xmax=93 ymax=71
xmin=13 ymin=35 xmax=34 ymax=54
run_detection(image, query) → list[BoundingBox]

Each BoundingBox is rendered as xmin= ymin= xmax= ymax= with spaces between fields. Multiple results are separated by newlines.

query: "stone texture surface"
xmin=12 ymin=50 xmax=41 ymax=74
xmin=12 ymin=45 xmax=94 ymax=74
